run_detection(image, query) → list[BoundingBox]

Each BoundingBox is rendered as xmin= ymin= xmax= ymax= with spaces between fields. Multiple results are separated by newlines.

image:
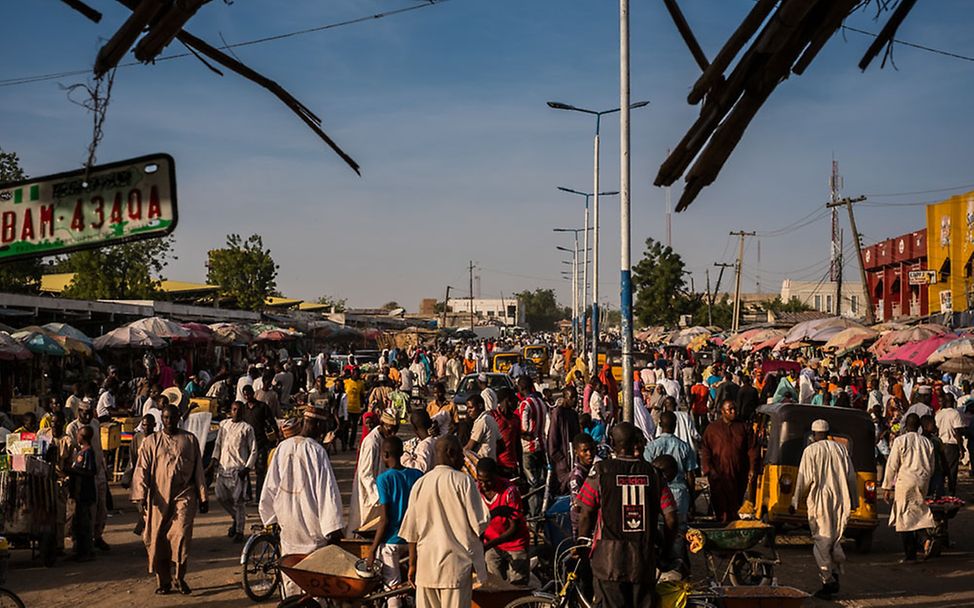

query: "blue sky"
xmin=3 ymin=1 xmax=973 ymax=310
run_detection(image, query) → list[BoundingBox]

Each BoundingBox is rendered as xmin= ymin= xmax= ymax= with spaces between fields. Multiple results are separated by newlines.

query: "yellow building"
xmin=926 ymin=190 xmax=974 ymax=314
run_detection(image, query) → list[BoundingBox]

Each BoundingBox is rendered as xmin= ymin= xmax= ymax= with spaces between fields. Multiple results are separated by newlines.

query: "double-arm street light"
xmin=548 ymin=99 xmax=649 ymax=371
xmin=555 ymin=227 xmax=589 ymax=351
xmin=557 ymin=186 xmax=619 ymax=355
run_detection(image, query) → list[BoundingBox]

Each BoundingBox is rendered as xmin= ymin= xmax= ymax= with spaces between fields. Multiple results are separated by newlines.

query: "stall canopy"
xmin=940 ymin=357 xmax=974 ymax=374
xmin=0 ymin=332 xmax=33 ymax=360
xmin=926 ymin=337 xmax=974 ymax=366
xmin=256 ymin=329 xmax=301 ymax=342
xmin=127 ymin=316 xmax=191 ymax=339
xmin=94 ymin=326 xmax=167 ymax=350
xmin=176 ymin=322 xmax=215 ymax=343
xmin=887 ymin=323 xmax=949 ymax=347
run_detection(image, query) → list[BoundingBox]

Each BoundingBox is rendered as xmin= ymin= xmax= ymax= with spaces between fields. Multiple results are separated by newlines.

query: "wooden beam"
xmin=859 ymin=0 xmax=919 ymax=71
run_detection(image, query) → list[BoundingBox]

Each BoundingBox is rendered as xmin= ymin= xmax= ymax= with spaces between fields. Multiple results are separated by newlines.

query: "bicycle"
xmin=240 ymin=523 xmax=282 ymax=602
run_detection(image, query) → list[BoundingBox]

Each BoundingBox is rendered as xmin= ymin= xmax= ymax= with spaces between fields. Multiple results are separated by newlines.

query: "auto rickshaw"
xmin=751 ymin=402 xmax=879 ymax=552
xmin=523 ymin=344 xmax=549 ymax=373
xmin=490 ymin=351 xmax=521 ymax=374
xmin=597 ymin=350 xmax=653 ymax=382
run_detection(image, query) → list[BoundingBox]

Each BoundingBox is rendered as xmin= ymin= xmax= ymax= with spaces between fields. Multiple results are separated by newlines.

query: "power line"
xmin=841 ymin=25 xmax=974 ymax=64
xmin=863 ymin=182 xmax=974 ymax=197
xmin=0 ymin=0 xmax=450 ymax=88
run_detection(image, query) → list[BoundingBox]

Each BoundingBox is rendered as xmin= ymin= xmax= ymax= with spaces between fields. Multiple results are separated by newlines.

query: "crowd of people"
xmin=7 ymin=332 xmax=973 ymax=606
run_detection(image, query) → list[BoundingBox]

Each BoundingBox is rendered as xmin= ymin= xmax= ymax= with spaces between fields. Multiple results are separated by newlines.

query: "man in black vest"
xmin=577 ymin=422 xmax=668 ymax=607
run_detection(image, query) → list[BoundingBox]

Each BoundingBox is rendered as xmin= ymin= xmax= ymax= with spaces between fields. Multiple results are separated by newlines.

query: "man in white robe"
xmin=654 ymin=396 xmax=699 ymax=452
xmin=790 ymin=419 xmax=858 ymax=599
xmin=882 ymin=413 xmax=936 ymax=563
xmin=798 ymin=361 xmax=818 ymax=404
xmin=259 ymin=409 xmax=344 ymax=598
xmin=210 ymin=401 xmax=257 ymax=541
xmin=400 ymin=435 xmax=489 ymax=608
xmin=348 ymin=410 xmax=400 ymax=534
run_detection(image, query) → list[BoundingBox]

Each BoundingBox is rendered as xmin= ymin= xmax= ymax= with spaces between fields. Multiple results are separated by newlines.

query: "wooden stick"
xmin=859 ymin=0 xmax=918 ymax=71
xmin=661 ymin=0 xmax=709 ymax=71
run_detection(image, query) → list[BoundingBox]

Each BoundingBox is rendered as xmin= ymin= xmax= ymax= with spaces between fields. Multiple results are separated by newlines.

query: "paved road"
xmin=9 ymin=444 xmax=974 ymax=607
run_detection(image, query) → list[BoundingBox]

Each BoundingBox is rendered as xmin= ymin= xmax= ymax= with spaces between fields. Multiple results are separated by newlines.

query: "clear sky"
xmin=3 ymin=1 xmax=973 ymax=311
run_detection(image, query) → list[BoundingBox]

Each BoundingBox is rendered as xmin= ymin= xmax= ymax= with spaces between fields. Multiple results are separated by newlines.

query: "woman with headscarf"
xmin=565 ymin=357 xmax=588 ymax=387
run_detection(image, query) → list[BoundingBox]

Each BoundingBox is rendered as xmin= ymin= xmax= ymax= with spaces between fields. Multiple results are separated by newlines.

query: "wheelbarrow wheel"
xmin=503 ymin=595 xmax=557 ymax=608
xmin=727 ymin=551 xmax=774 ymax=586
xmin=0 ymin=588 xmax=26 ymax=608
xmin=242 ymin=533 xmax=281 ymax=602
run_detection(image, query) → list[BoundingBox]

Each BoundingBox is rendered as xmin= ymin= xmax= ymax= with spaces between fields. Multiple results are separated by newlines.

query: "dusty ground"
xmin=9 ymin=446 xmax=974 ymax=608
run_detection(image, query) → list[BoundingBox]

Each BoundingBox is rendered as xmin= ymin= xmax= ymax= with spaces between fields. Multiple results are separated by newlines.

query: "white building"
xmin=446 ymin=297 xmax=522 ymax=325
xmin=780 ymin=279 xmax=866 ymax=318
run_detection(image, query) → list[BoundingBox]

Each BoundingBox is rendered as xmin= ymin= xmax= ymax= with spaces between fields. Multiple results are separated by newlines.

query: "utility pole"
xmin=729 ymin=231 xmax=755 ymax=333
xmin=705 ymin=269 xmax=713 ymax=326
xmin=827 ymin=195 xmax=873 ymax=323
xmin=442 ymin=285 xmax=451 ymax=328
xmin=836 ymin=230 xmax=843 ymax=316
xmin=713 ymin=262 xmax=734 ymax=326
xmin=468 ymin=260 xmax=475 ymax=330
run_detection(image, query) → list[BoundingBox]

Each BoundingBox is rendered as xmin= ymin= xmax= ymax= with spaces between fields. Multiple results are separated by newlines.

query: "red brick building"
xmin=863 ymin=229 xmax=928 ymax=321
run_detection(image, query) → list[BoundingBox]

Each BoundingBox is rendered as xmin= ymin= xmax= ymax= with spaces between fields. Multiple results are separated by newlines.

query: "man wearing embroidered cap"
xmin=790 ymin=418 xmax=858 ymax=600
xmin=259 ymin=405 xmax=344 ymax=599
xmin=478 ymin=373 xmax=498 ymax=411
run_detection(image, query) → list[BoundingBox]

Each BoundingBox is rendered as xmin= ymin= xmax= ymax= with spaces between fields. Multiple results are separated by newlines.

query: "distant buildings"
xmin=780 ymin=279 xmax=866 ymax=318
xmin=445 ymin=297 xmax=522 ymax=326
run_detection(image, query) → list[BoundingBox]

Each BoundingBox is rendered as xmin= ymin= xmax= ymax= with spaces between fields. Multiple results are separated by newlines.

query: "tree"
xmin=515 ymin=288 xmax=569 ymax=331
xmin=0 ymin=149 xmax=45 ymax=294
xmin=207 ymin=234 xmax=278 ymax=311
xmin=762 ymin=296 xmax=813 ymax=315
xmin=381 ymin=301 xmax=401 ymax=311
xmin=59 ymin=238 xmax=175 ymax=300
xmin=316 ymin=295 xmax=347 ymax=312
xmin=632 ymin=238 xmax=693 ymax=327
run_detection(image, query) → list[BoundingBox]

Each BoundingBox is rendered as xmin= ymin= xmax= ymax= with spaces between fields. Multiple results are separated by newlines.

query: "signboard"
xmin=0 ymin=153 xmax=176 ymax=261
xmin=908 ymin=270 xmax=937 ymax=286
xmin=940 ymin=289 xmax=953 ymax=315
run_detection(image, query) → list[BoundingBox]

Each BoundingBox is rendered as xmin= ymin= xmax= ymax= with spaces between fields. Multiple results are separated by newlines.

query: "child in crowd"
xmin=70 ymin=425 xmax=98 ymax=562
xmin=569 ymin=433 xmax=596 ymax=538
xmin=476 ymin=457 xmax=530 ymax=586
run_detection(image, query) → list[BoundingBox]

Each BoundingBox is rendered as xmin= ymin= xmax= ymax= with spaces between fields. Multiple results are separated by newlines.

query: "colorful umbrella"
xmin=887 ymin=323 xmax=948 ymax=346
xmin=256 ymin=329 xmax=299 ymax=342
xmin=12 ymin=331 xmax=67 ymax=356
xmin=94 ymin=326 xmax=167 ymax=350
xmin=781 ymin=317 xmax=866 ymax=345
xmin=42 ymin=322 xmax=93 ymax=346
xmin=176 ymin=322 xmax=215 ymax=343
xmin=0 ymin=332 xmax=32 ymax=361
xmin=878 ymin=334 xmax=957 ymax=367
xmin=128 ymin=316 xmax=191 ymax=339
xmin=823 ymin=326 xmax=879 ymax=353
xmin=209 ymin=323 xmax=254 ymax=346
xmin=926 ymin=337 xmax=974 ymax=365
xmin=940 ymin=357 xmax=974 ymax=374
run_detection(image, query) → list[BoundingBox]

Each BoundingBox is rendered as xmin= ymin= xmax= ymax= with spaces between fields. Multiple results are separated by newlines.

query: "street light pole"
xmin=555 ymin=228 xmax=587 ymax=351
xmin=548 ymin=99 xmax=648 ymax=382
xmin=619 ymin=0 xmax=634 ymax=423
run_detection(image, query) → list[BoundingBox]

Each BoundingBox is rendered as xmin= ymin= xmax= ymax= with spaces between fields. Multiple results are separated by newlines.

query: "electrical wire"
xmin=862 ymin=182 xmax=974 ymax=197
xmin=0 ymin=0 xmax=450 ymax=88
xmin=755 ymin=207 xmax=831 ymax=238
xmin=841 ymin=25 xmax=974 ymax=64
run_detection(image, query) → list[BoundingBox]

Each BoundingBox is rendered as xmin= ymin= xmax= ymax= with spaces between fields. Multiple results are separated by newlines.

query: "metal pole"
xmin=592 ymin=125 xmax=601 ymax=373
xmin=573 ymin=234 xmax=580 ymax=349
xmin=582 ymin=196 xmax=590 ymax=354
xmin=620 ymin=0 xmax=634 ymax=423
xmin=469 ymin=260 xmax=474 ymax=330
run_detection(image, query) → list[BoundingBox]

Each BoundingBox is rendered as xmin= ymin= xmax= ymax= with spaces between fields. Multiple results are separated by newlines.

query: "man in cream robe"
xmin=790 ymin=419 xmax=858 ymax=599
xmin=259 ymin=409 xmax=344 ymax=597
xmin=348 ymin=410 xmax=399 ymax=534
xmin=882 ymin=413 xmax=936 ymax=562
xmin=131 ymin=404 xmax=208 ymax=595
xmin=400 ymin=435 xmax=489 ymax=608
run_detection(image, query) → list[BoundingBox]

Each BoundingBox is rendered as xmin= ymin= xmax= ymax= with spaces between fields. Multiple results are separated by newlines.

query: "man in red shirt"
xmin=490 ymin=388 xmax=522 ymax=477
xmin=690 ymin=373 xmax=711 ymax=432
xmin=516 ymin=376 xmax=547 ymax=515
xmin=476 ymin=457 xmax=530 ymax=585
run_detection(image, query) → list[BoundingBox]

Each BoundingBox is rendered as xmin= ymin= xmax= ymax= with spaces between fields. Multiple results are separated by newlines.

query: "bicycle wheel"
xmin=503 ymin=595 xmax=557 ymax=608
xmin=0 ymin=588 xmax=26 ymax=608
xmin=241 ymin=534 xmax=281 ymax=602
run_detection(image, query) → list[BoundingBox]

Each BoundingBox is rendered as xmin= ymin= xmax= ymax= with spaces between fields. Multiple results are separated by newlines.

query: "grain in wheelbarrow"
xmin=293 ymin=544 xmax=360 ymax=577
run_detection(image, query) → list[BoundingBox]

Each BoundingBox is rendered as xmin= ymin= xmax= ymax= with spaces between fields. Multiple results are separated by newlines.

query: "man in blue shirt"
xmin=367 ymin=436 xmax=422 ymax=607
xmin=644 ymin=411 xmax=697 ymax=520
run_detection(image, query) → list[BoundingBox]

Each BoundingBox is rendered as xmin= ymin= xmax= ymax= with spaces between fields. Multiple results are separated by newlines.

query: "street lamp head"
xmin=599 ymin=191 xmax=620 ymax=197
xmin=629 ymin=100 xmax=650 ymax=109
xmin=547 ymin=101 xmax=576 ymax=111
xmin=555 ymin=246 xmax=572 ymax=252
xmin=557 ymin=186 xmax=588 ymax=196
